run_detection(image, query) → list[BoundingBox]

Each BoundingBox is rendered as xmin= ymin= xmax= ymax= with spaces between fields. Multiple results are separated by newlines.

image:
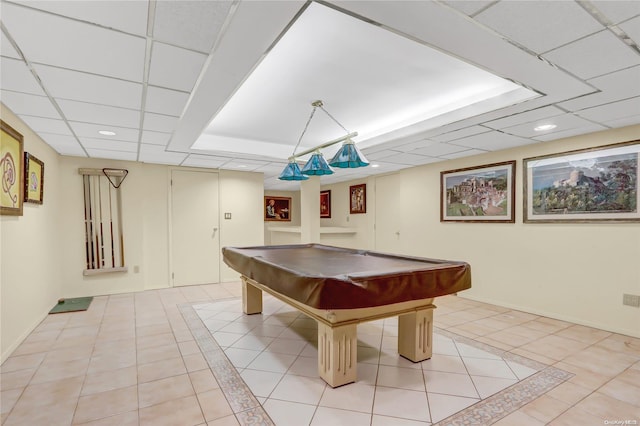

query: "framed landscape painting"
xmin=1 ymin=120 xmax=24 ymax=216
xmin=264 ymin=196 xmax=291 ymax=221
xmin=524 ymin=140 xmax=639 ymax=223
xmin=24 ymin=152 xmax=44 ymax=204
xmin=441 ymin=161 xmax=515 ymax=223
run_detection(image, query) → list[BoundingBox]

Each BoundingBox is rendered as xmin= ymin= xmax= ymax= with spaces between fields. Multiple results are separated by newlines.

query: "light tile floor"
xmin=0 ymin=282 xmax=638 ymax=425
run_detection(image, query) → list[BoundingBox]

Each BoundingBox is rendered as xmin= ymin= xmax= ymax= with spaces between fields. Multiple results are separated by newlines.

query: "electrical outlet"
xmin=622 ymin=293 xmax=640 ymax=307
xmin=224 ymin=212 xmax=232 ymax=219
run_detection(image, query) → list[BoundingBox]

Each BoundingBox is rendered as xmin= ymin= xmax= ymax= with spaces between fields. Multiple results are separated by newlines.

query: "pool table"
xmin=222 ymin=243 xmax=471 ymax=387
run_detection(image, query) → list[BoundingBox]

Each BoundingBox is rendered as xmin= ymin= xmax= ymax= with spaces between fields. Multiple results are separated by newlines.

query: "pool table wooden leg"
xmin=241 ymin=277 xmax=262 ymax=314
xmin=317 ymin=322 xmax=357 ymax=388
xmin=397 ymin=307 xmax=434 ymax=362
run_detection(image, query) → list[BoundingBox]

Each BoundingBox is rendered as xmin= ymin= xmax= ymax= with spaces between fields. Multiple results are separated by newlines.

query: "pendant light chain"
xmin=291 ymin=105 xmax=318 ymax=157
xmin=319 ymin=105 xmax=350 ymax=135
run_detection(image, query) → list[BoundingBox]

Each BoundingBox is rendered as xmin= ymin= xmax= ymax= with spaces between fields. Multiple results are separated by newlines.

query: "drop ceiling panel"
xmin=141 ymin=130 xmax=171 ymax=146
xmin=182 ymin=154 xmax=232 ymax=169
xmin=2 ymin=2 xmax=146 ymax=81
xmin=1 ymin=33 xmax=21 ymax=59
xmin=383 ymin=152 xmax=440 ymax=165
xmin=484 ymin=106 xmax=566 ymax=130
xmin=139 ymin=144 xmax=187 ymax=165
xmin=533 ymin=123 xmax=608 ymax=142
xmin=19 ymin=115 xmax=71 ymax=135
xmin=452 ymin=131 xmax=533 ymax=151
xmin=221 ymin=159 xmax=269 ymax=172
xmin=12 ymin=0 xmax=149 ymax=36
xmin=575 ymin=97 xmax=640 ymax=123
xmin=474 ymin=1 xmax=602 ymax=53
xmin=618 ymin=15 xmax=640 ymax=44
xmin=440 ymin=148 xmax=488 ymax=160
xmin=56 ymin=99 xmax=140 ymax=128
xmin=364 ymin=149 xmax=403 ymax=161
xmin=412 ymin=142 xmax=472 ymax=157
xmin=543 ymin=30 xmax=639 ymax=80
xmin=38 ymin=132 xmax=85 ymax=156
xmin=34 ymin=64 xmax=143 ymax=109
xmin=148 ymin=42 xmax=207 ymax=92
xmin=145 ymin=86 xmax=189 ymax=117
xmin=80 ymin=137 xmax=138 ymax=152
xmin=1 ymin=90 xmax=60 ymax=119
xmin=86 ymin=149 xmax=137 ymax=161
xmin=143 ymin=112 xmax=178 ymax=133
xmin=392 ymin=139 xmax=439 ymax=152
xmin=501 ymin=113 xmax=601 ymax=138
xmin=591 ymin=1 xmax=640 ymax=25
xmin=431 ymin=126 xmax=492 ymax=143
xmin=367 ymin=162 xmax=412 ymax=173
xmin=153 ymin=1 xmax=233 ymax=53
xmin=69 ymin=122 xmax=139 ymax=142
xmin=602 ymin=114 xmax=640 ymax=128
xmin=1 ymin=58 xmax=45 ymax=95
xmin=442 ymin=1 xmax=494 ymax=16
xmin=558 ymin=65 xmax=640 ymax=112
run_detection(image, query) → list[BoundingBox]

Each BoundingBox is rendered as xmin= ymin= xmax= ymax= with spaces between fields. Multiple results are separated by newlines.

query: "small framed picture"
xmin=264 ymin=196 xmax=291 ymax=221
xmin=1 ymin=120 xmax=24 ymax=216
xmin=524 ymin=140 xmax=639 ymax=223
xmin=350 ymin=184 xmax=366 ymax=214
xmin=320 ymin=190 xmax=331 ymax=218
xmin=24 ymin=152 xmax=44 ymax=204
xmin=441 ymin=161 xmax=516 ymax=223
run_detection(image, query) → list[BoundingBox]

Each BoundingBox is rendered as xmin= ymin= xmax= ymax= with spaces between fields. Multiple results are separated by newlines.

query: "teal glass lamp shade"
xmin=278 ymin=161 xmax=309 ymax=180
xmin=301 ymin=152 xmax=334 ymax=176
xmin=329 ymin=139 xmax=369 ymax=168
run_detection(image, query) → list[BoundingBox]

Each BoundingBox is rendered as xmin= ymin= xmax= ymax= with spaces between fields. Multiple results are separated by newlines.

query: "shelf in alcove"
xmin=268 ymin=226 xmax=357 ymax=234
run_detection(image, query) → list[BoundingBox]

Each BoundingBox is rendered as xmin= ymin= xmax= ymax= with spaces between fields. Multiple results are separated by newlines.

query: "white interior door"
xmin=374 ymin=173 xmax=403 ymax=253
xmin=171 ymin=170 xmax=220 ymax=286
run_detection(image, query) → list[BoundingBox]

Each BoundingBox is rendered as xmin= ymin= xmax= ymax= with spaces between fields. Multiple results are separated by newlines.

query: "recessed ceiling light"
xmin=237 ymin=164 xmax=247 ymax=168
xmin=98 ymin=130 xmax=117 ymax=136
xmin=371 ymin=164 xmax=380 ymax=168
xmin=534 ymin=124 xmax=557 ymax=132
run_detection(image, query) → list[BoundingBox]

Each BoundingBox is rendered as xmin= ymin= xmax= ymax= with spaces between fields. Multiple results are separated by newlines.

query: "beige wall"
xmin=1 ymin=106 xmax=63 ymax=360
xmin=1 ymin=105 xmax=264 ymax=360
xmin=219 ymin=170 xmax=265 ymax=281
xmin=319 ymin=179 xmax=374 ymax=249
xmin=325 ymin=125 xmax=640 ymax=337
xmin=57 ymin=157 xmax=172 ymax=297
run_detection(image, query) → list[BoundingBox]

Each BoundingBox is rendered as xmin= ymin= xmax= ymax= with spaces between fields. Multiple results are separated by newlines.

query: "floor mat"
xmin=49 ymin=297 xmax=93 ymax=314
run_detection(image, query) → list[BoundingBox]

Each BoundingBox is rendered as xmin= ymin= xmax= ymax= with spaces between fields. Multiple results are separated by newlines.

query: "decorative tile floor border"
xmin=434 ymin=326 xmax=573 ymax=425
xmin=180 ymin=300 xmax=573 ymax=426
xmin=179 ymin=302 xmax=275 ymax=426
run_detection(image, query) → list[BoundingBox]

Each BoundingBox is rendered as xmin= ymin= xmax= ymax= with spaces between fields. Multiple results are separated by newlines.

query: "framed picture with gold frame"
xmin=24 ymin=152 xmax=44 ymax=204
xmin=1 ymin=120 xmax=24 ymax=216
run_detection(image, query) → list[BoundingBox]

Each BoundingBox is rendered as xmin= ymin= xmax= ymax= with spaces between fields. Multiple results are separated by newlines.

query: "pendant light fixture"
xmin=278 ymin=100 xmax=369 ymax=181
